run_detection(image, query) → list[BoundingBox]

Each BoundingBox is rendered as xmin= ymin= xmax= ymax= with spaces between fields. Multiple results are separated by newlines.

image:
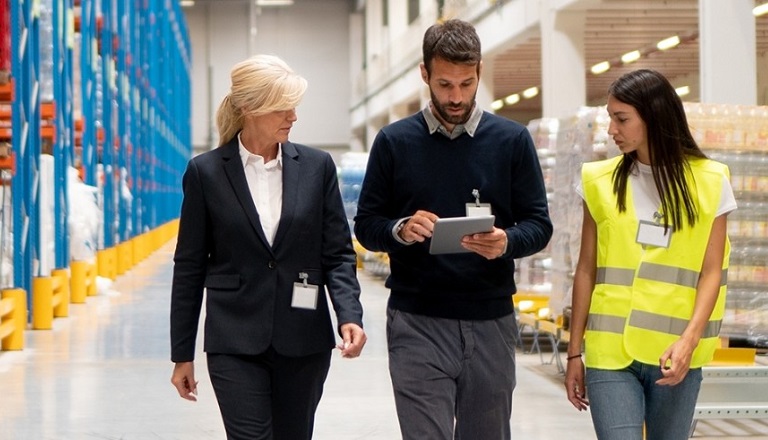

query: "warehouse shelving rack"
xmin=11 ymin=0 xmax=42 ymax=297
xmin=3 ymin=0 xmax=191 ymax=336
xmin=53 ymin=0 xmax=75 ymax=272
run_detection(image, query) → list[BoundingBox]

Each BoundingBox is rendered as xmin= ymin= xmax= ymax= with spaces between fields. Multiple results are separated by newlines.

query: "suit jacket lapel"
xmin=220 ymin=138 xmax=273 ymax=251
xmin=273 ymin=142 xmax=299 ymax=249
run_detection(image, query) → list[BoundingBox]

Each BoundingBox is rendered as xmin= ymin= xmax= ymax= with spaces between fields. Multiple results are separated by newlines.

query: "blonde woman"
xmin=170 ymin=54 xmax=366 ymax=440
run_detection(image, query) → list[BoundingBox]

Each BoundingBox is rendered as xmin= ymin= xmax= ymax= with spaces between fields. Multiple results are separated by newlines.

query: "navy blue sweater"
xmin=354 ymin=111 xmax=552 ymax=320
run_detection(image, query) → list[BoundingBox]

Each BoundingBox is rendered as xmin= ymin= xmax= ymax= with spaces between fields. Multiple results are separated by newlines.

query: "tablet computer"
xmin=428 ymin=215 xmax=496 ymax=255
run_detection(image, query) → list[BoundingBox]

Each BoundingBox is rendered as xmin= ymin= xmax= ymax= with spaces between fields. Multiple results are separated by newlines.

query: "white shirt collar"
xmin=422 ymin=102 xmax=483 ymax=139
xmin=238 ymin=132 xmax=283 ymax=168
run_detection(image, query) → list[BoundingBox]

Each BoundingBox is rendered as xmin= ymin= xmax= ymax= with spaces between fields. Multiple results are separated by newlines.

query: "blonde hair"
xmin=215 ymin=54 xmax=308 ymax=145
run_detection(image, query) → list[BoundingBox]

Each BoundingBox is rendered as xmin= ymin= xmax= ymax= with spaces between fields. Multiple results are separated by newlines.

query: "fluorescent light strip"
xmin=657 ymin=35 xmax=680 ymax=51
xmin=675 ymin=86 xmax=690 ymax=97
xmin=256 ymin=0 xmax=294 ymax=6
xmin=491 ymin=100 xmax=504 ymax=111
xmin=522 ymin=87 xmax=539 ymax=99
xmin=504 ymin=94 xmax=520 ymax=105
xmin=754 ymin=3 xmax=768 ymax=16
xmin=590 ymin=61 xmax=610 ymax=75
xmin=621 ymin=50 xmax=641 ymax=64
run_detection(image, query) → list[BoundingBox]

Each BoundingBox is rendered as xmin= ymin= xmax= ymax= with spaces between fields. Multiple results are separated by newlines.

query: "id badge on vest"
xmin=636 ymin=220 xmax=672 ymax=248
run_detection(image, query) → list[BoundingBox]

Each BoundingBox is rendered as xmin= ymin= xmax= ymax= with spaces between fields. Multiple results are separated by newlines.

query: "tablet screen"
xmin=428 ymin=215 xmax=495 ymax=255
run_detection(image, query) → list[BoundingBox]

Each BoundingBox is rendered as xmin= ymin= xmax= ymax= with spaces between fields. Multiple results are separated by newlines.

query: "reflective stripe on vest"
xmin=587 ymin=313 xmax=625 ymax=333
xmin=589 ymin=310 xmax=721 ymax=339
xmin=628 ymin=310 xmax=722 ymax=339
xmin=597 ymin=265 xmax=728 ymax=288
xmin=592 ymin=265 xmax=726 ymax=339
xmin=595 ymin=268 xmax=634 ymax=286
xmin=638 ymin=263 xmax=727 ymax=289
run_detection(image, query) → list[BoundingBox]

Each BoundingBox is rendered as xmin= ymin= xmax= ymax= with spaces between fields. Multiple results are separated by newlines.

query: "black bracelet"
xmin=566 ymin=354 xmax=582 ymax=361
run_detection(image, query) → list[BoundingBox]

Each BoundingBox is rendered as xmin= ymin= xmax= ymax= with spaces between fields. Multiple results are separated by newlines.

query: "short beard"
xmin=430 ymin=89 xmax=475 ymax=126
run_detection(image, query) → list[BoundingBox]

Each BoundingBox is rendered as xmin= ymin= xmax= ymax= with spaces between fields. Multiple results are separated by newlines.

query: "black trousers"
xmin=207 ymin=347 xmax=332 ymax=440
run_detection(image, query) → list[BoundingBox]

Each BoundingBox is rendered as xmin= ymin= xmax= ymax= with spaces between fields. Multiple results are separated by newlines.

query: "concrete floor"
xmin=0 ymin=241 xmax=766 ymax=439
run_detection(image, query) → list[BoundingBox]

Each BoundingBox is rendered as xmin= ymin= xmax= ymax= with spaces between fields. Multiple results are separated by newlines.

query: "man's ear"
xmin=419 ymin=63 xmax=429 ymax=84
xmin=477 ymin=60 xmax=483 ymax=78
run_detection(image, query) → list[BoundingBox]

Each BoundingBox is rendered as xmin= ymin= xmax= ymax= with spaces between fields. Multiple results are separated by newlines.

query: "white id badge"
xmin=291 ymin=283 xmax=319 ymax=310
xmin=466 ymin=203 xmax=492 ymax=217
xmin=636 ymin=220 xmax=672 ymax=248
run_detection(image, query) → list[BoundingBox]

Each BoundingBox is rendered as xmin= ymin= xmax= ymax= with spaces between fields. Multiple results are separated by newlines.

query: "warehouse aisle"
xmin=0 ymin=240 xmax=766 ymax=439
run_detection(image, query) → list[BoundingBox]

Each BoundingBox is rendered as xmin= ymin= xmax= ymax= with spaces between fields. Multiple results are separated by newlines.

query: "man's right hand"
xmin=398 ymin=210 xmax=439 ymax=243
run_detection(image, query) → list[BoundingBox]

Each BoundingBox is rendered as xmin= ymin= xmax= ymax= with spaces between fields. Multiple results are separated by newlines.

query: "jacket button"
xmin=268 ymin=260 xmax=276 ymax=269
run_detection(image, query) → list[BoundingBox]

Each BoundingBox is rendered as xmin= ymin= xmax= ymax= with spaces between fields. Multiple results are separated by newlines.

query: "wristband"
xmin=566 ymin=354 xmax=582 ymax=361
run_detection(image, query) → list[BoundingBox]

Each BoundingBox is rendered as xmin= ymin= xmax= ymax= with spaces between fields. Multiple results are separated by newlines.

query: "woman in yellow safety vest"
xmin=564 ymin=69 xmax=736 ymax=440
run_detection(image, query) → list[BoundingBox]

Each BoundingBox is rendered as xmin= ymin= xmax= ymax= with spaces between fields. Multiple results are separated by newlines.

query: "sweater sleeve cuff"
xmin=498 ymin=231 xmax=510 ymax=258
xmin=392 ymin=217 xmax=416 ymax=245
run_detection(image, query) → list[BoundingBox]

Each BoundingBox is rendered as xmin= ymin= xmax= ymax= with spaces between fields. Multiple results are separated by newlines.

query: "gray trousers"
xmin=387 ymin=307 xmax=518 ymax=440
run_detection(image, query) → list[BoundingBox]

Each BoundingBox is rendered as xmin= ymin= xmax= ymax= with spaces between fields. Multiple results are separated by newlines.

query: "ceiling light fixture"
xmin=754 ymin=2 xmax=768 ymax=16
xmin=621 ymin=50 xmax=641 ymax=64
xmin=179 ymin=0 xmax=194 ymax=6
xmin=590 ymin=61 xmax=611 ymax=75
xmin=504 ymin=94 xmax=520 ymax=105
xmin=255 ymin=0 xmax=294 ymax=6
xmin=491 ymin=100 xmax=504 ymax=111
xmin=522 ymin=87 xmax=539 ymax=99
xmin=675 ymin=86 xmax=690 ymax=97
xmin=657 ymin=35 xmax=680 ymax=51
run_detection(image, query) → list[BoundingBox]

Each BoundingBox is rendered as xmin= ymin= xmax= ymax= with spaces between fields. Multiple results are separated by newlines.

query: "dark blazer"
xmin=170 ymin=137 xmax=363 ymax=362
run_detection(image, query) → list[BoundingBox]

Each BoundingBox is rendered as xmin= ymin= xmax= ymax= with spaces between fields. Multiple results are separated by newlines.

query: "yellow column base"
xmin=116 ymin=241 xmax=134 ymax=275
xmin=0 ymin=288 xmax=26 ymax=350
xmin=32 ymin=277 xmax=54 ymax=330
xmin=70 ymin=261 xmax=88 ymax=303
xmin=97 ymin=247 xmax=118 ymax=280
xmin=51 ymin=268 xmax=70 ymax=318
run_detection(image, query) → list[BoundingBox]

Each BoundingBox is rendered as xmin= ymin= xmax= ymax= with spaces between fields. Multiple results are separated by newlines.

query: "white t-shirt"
xmin=576 ymin=161 xmax=737 ymax=224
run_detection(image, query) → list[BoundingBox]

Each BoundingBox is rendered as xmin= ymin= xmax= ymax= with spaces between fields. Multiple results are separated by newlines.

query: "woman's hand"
xmin=564 ymin=356 xmax=589 ymax=411
xmin=337 ymin=323 xmax=367 ymax=358
xmin=171 ymin=361 xmax=199 ymax=401
xmin=656 ymin=337 xmax=695 ymax=386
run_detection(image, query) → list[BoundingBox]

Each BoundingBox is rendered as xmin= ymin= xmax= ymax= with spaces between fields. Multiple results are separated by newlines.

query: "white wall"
xmin=183 ymin=0 xmax=352 ymax=154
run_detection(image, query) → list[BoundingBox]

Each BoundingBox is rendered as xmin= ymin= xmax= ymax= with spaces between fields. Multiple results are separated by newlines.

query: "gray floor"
xmin=1 ymin=241 xmax=767 ymax=439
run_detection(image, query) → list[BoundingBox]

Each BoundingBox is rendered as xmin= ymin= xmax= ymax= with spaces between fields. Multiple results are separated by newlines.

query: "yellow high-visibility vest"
xmin=582 ymin=155 xmax=730 ymax=369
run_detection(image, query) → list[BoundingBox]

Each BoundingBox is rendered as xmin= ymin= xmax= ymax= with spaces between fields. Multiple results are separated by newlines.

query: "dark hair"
xmin=422 ymin=19 xmax=481 ymax=76
xmin=609 ymin=69 xmax=706 ymax=229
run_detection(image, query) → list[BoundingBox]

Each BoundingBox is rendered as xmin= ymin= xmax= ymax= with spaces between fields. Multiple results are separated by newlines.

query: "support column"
xmin=699 ymin=0 xmax=756 ymax=104
xmin=540 ymin=1 xmax=586 ymax=118
xmin=365 ymin=121 xmax=379 ymax=151
xmin=477 ymin=57 xmax=494 ymax=113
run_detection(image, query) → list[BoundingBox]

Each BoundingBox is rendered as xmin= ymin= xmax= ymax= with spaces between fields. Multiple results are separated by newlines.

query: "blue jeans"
xmin=585 ymin=361 xmax=702 ymax=440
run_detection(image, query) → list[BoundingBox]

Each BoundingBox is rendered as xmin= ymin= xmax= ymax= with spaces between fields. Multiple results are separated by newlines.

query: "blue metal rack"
xmin=79 ymin=0 xmax=97 ymax=187
xmin=11 ymin=0 xmax=41 ymax=296
xmin=81 ymin=0 xmax=192 ymax=247
xmin=53 ymin=0 xmax=74 ymax=269
xmin=116 ymin=0 xmax=129 ymax=243
xmin=8 ymin=0 xmax=190 ymax=308
xmin=139 ymin=0 xmax=190 ymax=231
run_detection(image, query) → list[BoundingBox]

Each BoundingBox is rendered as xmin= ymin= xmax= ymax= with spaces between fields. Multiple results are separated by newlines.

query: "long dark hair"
xmin=609 ymin=69 xmax=706 ymax=229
